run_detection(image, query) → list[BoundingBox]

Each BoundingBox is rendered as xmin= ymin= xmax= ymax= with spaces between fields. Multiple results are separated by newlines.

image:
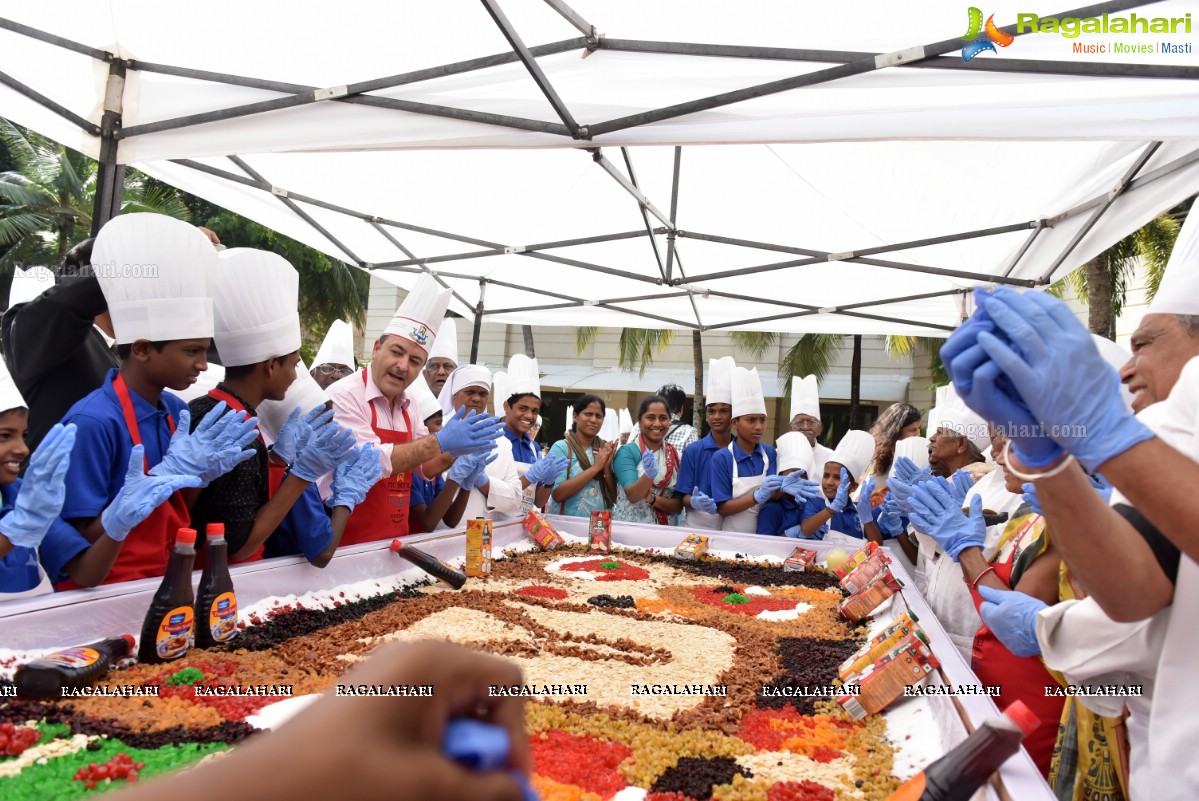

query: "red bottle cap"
xmin=1004 ymin=700 xmax=1040 ymax=736
xmin=120 ymin=634 xmax=136 ymax=651
xmin=207 ymin=523 xmax=225 ymax=535
xmin=175 ymin=528 xmax=197 ymax=545
xmin=389 ymin=539 xmax=403 ymax=552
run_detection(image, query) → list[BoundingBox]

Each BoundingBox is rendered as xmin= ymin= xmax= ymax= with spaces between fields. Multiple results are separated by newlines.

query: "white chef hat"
xmin=732 ymin=367 xmax=767 ymax=418
xmin=890 ymin=436 xmax=931 ymax=478
xmin=438 ymin=364 xmax=492 ymax=417
xmin=705 ymin=357 xmax=735 ymax=406
xmin=599 ymin=407 xmax=620 ymax=441
xmin=167 ymin=363 xmax=225 ymax=404
xmin=426 ymin=317 xmax=460 ymax=365
xmin=313 ymin=319 xmax=356 ymax=368
xmin=92 ymin=214 xmax=217 ymax=345
xmin=1146 ymin=211 xmax=1199 ymax=316
xmin=936 ymin=403 xmax=990 ymax=452
xmin=1090 ymin=334 xmax=1136 ymax=411
xmin=790 ymin=375 xmax=821 ymax=420
xmin=618 ymin=408 xmax=633 ymax=435
xmin=776 ymin=431 xmax=814 ymax=476
xmin=506 ymin=354 xmax=540 ymax=399
xmin=7 ymin=266 xmax=54 ymax=308
xmin=382 ymin=275 xmax=452 ymax=356
xmin=256 ymin=360 xmax=330 ymax=442
xmin=405 ymin=373 xmax=442 ymax=423
xmin=827 ymin=430 xmax=874 ymax=483
xmin=491 ymin=370 xmax=508 ymax=415
xmin=211 ymin=249 xmax=301 ymax=367
xmin=0 ymin=355 xmax=28 ymax=412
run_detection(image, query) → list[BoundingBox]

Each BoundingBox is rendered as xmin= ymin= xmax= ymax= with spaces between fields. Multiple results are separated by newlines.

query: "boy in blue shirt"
xmin=757 ymin=432 xmax=815 ymax=536
xmin=795 ymin=430 xmax=883 ymax=542
xmin=677 ymin=356 xmax=734 ymax=530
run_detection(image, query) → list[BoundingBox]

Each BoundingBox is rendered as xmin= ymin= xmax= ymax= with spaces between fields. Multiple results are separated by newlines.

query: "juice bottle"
xmin=195 ymin=523 xmax=238 ymax=648
xmin=137 ymin=527 xmax=197 ymax=664
xmin=13 ymin=635 xmax=135 ymax=700
xmin=886 ymin=701 xmax=1039 ymax=800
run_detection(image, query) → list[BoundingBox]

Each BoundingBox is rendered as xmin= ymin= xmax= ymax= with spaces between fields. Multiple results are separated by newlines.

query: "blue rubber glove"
xmin=291 ymin=422 xmax=357 ymax=482
xmin=1089 ymin=472 xmax=1113 ymax=505
xmin=853 ymin=476 xmax=876 ymax=527
xmin=525 ymin=454 xmax=568 ymax=487
xmin=101 ymin=445 xmax=204 ymax=541
xmin=753 ymin=474 xmax=785 ymax=504
xmin=443 ymin=719 xmax=539 ymax=801
xmin=151 ymin=403 xmax=259 ymax=487
xmin=447 ymin=453 xmax=481 ymax=487
xmin=947 ymin=469 xmax=975 ymax=504
xmin=436 ymin=408 xmax=505 ymax=457
xmin=0 ymin=423 xmax=75 ymax=548
xmin=1021 ymin=482 xmax=1042 ymax=515
xmin=908 ymin=482 xmax=986 ymax=561
xmin=978 ymin=585 xmax=1048 ymax=658
xmin=641 ymin=449 xmax=659 ymax=480
xmin=466 ymin=452 xmax=499 ymax=490
xmin=328 ymin=444 xmax=383 ymax=512
xmin=892 ymin=456 xmax=932 ymax=487
xmin=826 ymin=468 xmax=851 ymax=512
xmin=939 ymin=287 xmax=996 ymax=398
xmin=272 ymin=405 xmax=332 ymax=465
xmin=976 ymin=287 xmax=1154 ymax=468
xmin=781 ymin=472 xmax=822 ymax=502
xmin=876 ymin=494 xmax=905 ymax=537
xmin=689 ymin=485 xmax=718 ymax=515
xmin=1022 ymin=471 xmax=1112 ymax=517
xmin=783 ymin=523 xmax=819 ymax=539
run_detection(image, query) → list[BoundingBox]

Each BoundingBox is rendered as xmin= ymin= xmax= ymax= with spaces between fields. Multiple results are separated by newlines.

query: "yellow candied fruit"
xmin=711 ymin=773 xmax=770 ymax=801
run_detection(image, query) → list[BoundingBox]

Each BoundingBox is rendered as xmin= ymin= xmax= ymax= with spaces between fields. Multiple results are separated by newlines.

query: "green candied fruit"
xmin=722 ymin=593 xmax=750 ymax=605
xmin=598 ymin=562 xmax=622 ymax=570
xmin=165 ymin=667 xmax=205 ymax=686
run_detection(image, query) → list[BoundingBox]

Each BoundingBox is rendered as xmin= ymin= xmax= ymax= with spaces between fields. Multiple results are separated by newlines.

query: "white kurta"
xmin=453 ymin=436 xmax=523 ymax=522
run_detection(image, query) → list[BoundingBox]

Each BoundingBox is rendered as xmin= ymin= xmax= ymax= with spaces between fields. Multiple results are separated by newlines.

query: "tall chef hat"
xmin=8 ymin=266 xmax=54 ymax=308
xmin=256 ymin=360 xmax=330 ymax=442
xmin=599 ymin=407 xmax=620 ymax=441
xmin=776 ymin=431 xmax=814 ymax=476
xmin=92 ymin=214 xmax=217 ymax=345
xmin=438 ymin=365 xmax=492 ymax=417
xmin=382 ymin=275 xmax=452 ymax=356
xmin=1090 ymin=334 xmax=1136 ymax=411
xmin=211 ymin=249 xmax=301 ymax=367
xmin=506 ymin=354 xmax=540 ymax=399
xmin=827 ymin=430 xmax=874 ymax=483
xmin=732 ymin=367 xmax=767 ymax=418
xmin=890 ymin=436 xmax=931 ymax=478
xmin=790 ymin=375 xmax=821 ymax=420
xmin=492 ymin=371 xmax=508 ymax=415
xmin=1146 ymin=210 xmax=1199 ymax=316
xmin=313 ymin=319 xmax=356 ymax=368
xmin=619 ymin=408 xmax=633 ymax=436
xmin=935 ymin=382 xmax=990 ymax=451
xmin=405 ymin=373 xmax=442 ymax=423
xmin=426 ymin=317 xmax=460 ymax=365
xmin=0 ymin=355 xmax=28 ymax=412
xmin=705 ymin=356 xmax=735 ymax=406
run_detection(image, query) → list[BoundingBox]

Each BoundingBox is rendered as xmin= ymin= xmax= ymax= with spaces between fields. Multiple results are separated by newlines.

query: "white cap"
xmin=827 ymin=430 xmax=874 ymax=483
xmin=599 ymin=407 xmax=620 ymax=441
xmin=8 ymin=266 xmax=54 ymax=308
xmin=0 ymin=355 xmax=28 ymax=412
xmin=619 ymin=408 xmax=633 ymax=435
xmin=313 ymin=319 xmax=355 ymax=368
xmin=211 ymin=249 xmax=301 ymax=367
xmin=257 ymin=360 xmax=330 ymax=442
xmin=426 ymin=317 xmax=460 ymax=365
xmin=1090 ymin=334 xmax=1136 ymax=411
xmin=491 ymin=370 xmax=508 ymax=415
xmin=405 ymin=373 xmax=442 ymax=423
xmin=167 ymin=363 xmax=225 ymax=404
xmin=705 ymin=357 xmax=735 ymax=406
xmin=936 ymin=405 xmax=990 ymax=451
xmin=93 ymin=214 xmax=217 ymax=345
xmin=1146 ymin=211 xmax=1199 ymax=316
xmin=506 ymin=354 xmax=540 ymax=398
xmin=890 ymin=436 xmax=931 ymax=478
xmin=790 ymin=375 xmax=821 ymax=420
xmin=382 ymin=275 xmax=452 ymax=356
xmin=438 ymin=365 xmax=492 ymax=417
xmin=776 ymin=431 xmax=814 ymax=476
xmin=732 ymin=367 xmax=767 ymax=418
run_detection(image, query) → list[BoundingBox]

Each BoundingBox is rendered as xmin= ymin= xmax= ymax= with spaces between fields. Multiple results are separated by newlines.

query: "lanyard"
xmin=113 ymin=373 xmax=176 ymax=472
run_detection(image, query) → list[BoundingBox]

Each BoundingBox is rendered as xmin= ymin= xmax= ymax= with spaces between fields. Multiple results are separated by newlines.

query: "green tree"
xmin=574 ymin=326 xmax=675 ymax=376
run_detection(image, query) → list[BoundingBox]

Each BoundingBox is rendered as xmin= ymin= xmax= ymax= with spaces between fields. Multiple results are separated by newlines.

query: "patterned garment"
xmin=611 ymin=440 xmax=680 ymax=526
xmin=547 ymin=439 xmax=609 ymax=518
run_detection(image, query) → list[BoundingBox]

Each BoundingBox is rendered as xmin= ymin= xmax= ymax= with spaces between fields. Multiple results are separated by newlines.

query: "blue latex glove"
xmin=0 ymin=423 xmax=75 ymax=548
xmin=272 ymin=405 xmax=332 ymax=465
xmin=291 ymin=421 xmax=357 ymax=482
xmin=465 ymin=452 xmax=499 ymax=490
xmin=328 ymin=444 xmax=383 ymax=512
xmin=853 ymin=476 xmax=876 ymax=527
xmin=783 ymin=523 xmax=818 ymax=539
xmin=101 ymin=445 xmax=204 ymax=541
xmin=781 ymin=472 xmax=822 ymax=502
xmin=689 ymin=485 xmax=718 ymax=515
xmin=641 ymin=449 xmax=659 ymax=480
xmin=1022 ymin=471 xmax=1112 ymax=517
xmin=1089 ymin=472 xmax=1113 ymax=505
xmin=892 ymin=456 xmax=932 ymax=488
xmin=443 ymin=719 xmax=539 ymax=801
xmin=978 ymin=585 xmax=1048 ymax=658
xmin=947 ymin=469 xmax=975 ymax=504
xmin=525 ymin=454 xmax=568 ymax=487
xmin=1021 ymin=482 xmax=1042 ymax=515
xmin=976 ymin=287 xmax=1154 ymax=468
xmin=876 ymin=494 xmax=905 ymax=537
xmin=908 ymin=482 xmax=986 ymax=561
xmin=151 ymin=402 xmax=259 ymax=486
xmin=826 ymin=468 xmax=851 ymax=512
xmin=436 ymin=408 xmax=505 ymax=457
xmin=448 ymin=453 xmax=481 ymax=487
xmin=939 ymin=286 xmax=996 ymax=398
xmin=753 ymin=474 xmax=785 ymax=505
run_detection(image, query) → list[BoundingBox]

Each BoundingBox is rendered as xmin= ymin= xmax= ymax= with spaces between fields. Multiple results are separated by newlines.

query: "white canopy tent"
xmin=1 ymin=0 xmax=1197 ymax=350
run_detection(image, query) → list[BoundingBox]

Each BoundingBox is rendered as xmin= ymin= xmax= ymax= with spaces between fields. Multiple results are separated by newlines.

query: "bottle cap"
xmin=1004 ymin=700 xmax=1040 ymax=736
xmin=207 ymin=523 xmax=225 ymax=535
xmin=120 ymin=634 xmax=136 ymax=652
xmin=176 ymin=528 xmax=197 ymax=545
xmin=389 ymin=539 xmax=403 ymax=552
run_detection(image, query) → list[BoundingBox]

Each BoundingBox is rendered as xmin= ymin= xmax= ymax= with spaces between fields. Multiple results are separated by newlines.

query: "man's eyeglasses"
xmin=313 ymin=364 xmax=354 ymax=377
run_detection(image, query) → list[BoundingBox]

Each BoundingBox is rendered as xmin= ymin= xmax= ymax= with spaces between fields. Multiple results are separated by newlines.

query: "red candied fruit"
xmin=530 ymin=730 xmax=632 ymax=798
xmin=0 ymin=721 xmax=40 ymax=757
xmin=767 ymin=780 xmax=835 ymax=801
xmin=517 ymin=585 xmax=569 ymax=600
xmin=74 ymin=753 xmax=145 ymax=788
xmin=560 ymin=559 xmax=649 ymax=582
xmin=736 ymin=707 xmax=857 ymax=752
xmin=690 ymin=587 xmax=802 ymax=617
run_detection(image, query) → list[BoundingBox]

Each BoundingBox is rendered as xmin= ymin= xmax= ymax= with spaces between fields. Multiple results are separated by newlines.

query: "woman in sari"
xmin=612 ymin=395 xmax=683 ymax=526
xmin=548 ymin=394 xmax=617 ymax=517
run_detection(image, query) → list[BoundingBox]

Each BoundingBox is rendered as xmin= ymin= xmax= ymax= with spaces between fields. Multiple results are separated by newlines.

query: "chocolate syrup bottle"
xmin=137 ymin=528 xmax=197 ymax=663
xmin=390 ymin=539 xmax=468 ymax=589
xmin=14 ymin=635 xmax=135 ymax=699
xmin=196 ymin=523 xmax=238 ymax=649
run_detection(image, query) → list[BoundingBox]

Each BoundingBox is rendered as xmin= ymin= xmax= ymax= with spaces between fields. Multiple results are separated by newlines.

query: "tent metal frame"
xmin=0 ymin=0 xmax=1193 ymax=353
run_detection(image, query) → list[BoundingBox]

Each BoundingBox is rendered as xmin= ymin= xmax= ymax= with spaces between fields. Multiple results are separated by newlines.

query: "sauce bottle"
xmin=196 ymin=523 xmax=238 ymax=649
xmin=13 ymin=635 xmax=135 ymax=700
xmin=886 ymin=701 xmax=1039 ymax=800
xmin=137 ymin=527 xmax=197 ymax=664
xmin=390 ymin=540 xmax=468 ymax=589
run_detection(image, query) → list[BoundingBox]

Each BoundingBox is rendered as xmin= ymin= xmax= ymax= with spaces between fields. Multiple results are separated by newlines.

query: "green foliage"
xmin=1055 ymin=213 xmax=1180 ymax=314
xmin=574 ymin=326 xmax=675 ymax=376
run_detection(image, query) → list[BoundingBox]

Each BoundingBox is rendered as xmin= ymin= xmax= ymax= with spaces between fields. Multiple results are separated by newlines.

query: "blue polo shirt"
xmin=676 ymin=434 xmax=726 ymax=500
xmin=502 ymin=427 xmax=540 ymax=465
xmin=263 ymin=484 xmax=333 ymax=562
xmin=709 ymin=441 xmax=777 ymax=504
xmin=61 ymin=369 xmax=186 ymax=521
xmin=0 ymin=479 xmax=91 ymax=593
xmin=756 ymin=496 xmax=802 ymax=536
xmin=410 ymin=474 xmax=445 ymax=507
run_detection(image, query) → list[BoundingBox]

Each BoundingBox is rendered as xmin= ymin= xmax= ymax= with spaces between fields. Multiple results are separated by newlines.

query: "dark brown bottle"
xmin=137 ymin=528 xmax=197 ymax=663
xmin=14 ymin=635 xmax=135 ymax=699
xmin=390 ymin=539 xmax=467 ymax=589
xmin=196 ymin=523 xmax=238 ymax=648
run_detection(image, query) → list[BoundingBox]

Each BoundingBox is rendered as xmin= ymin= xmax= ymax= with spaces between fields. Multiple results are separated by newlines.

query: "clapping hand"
xmin=826 ymin=468 xmax=851 ymax=512
xmin=908 ymin=480 xmax=985 ymax=561
xmin=102 ymin=446 xmax=204 ymax=541
xmin=781 ymin=471 xmax=822 ymax=502
xmin=0 ymin=424 xmax=76 ymax=548
xmin=689 ymin=486 xmax=718 ymax=515
xmin=329 ymin=444 xmax=384 ymax=512
xmin=273 ymin=405 xmax=333 ymax=465
xmin=524 ymin=455 xmax=568 ymax=487
xmin=152 ymin=402 xmax=259 ymax=486
xmin=753 ymin=474 xmax=785 ymax=505
xmin=640 ymin=449 xmax=659 ymax=480
xmin=853 ymin=476 xmax=876 ymax=526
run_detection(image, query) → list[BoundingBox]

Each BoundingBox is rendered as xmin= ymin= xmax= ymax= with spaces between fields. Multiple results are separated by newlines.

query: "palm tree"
xmin=575 ymin=327 xmax=676 ymax=375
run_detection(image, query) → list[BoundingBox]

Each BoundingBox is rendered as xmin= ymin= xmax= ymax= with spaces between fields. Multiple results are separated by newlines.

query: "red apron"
xmin=204 ymin=387 xmax=273 ymax=564
xmin=340 ymin=370 xmax=412 ymax=546
xmin=57 ymin=374 xmax=190 ymax=589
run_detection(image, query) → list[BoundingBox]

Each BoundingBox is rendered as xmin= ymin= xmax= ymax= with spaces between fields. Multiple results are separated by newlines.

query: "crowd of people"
xmin=2 ymin=209 xmax=1199 ymax=799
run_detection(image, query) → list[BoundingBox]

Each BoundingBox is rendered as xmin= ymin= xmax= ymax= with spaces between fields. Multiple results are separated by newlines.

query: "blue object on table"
xmin=443 ymin=719 xmax=541 ymax=801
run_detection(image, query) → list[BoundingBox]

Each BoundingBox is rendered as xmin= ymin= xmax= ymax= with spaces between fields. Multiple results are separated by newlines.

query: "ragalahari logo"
xmin=961 ymin=7 xmax=1015 ymax=61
